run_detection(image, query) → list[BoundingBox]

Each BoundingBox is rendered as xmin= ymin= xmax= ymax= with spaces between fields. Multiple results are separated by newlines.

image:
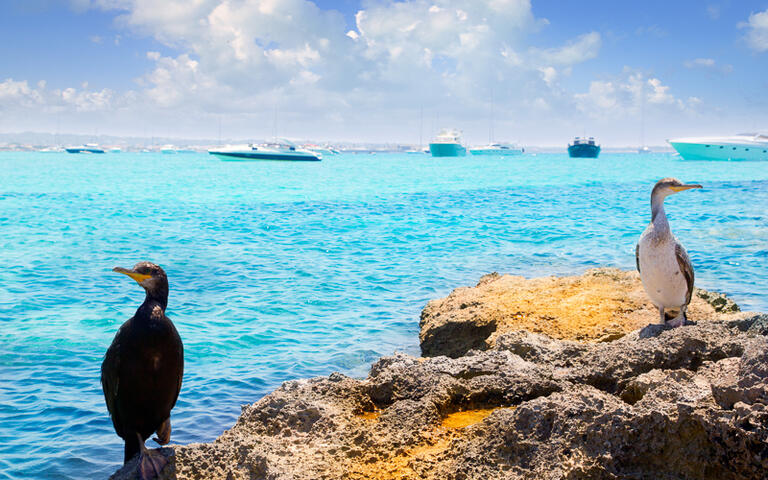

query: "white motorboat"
xmin=209 ymin=139 xmax=322 ymax=162
xmin=470 ymin=143 xmax=524 ymax=156
xmin=65 ymin=143 xmax=105 ymax=154
xmin=669 ymin=133 xmax=768 ymax=161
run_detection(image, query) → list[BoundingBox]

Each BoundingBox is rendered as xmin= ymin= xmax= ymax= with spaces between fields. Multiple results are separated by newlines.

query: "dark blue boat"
xmin=567 ymin=137 xmax=600 ymax=158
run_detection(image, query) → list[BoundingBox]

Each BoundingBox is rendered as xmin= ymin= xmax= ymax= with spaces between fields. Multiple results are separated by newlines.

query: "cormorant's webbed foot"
xmin=136 ymin=433 xmax=169 ymax=480
xmin=665 ymin=311 xmax=686 ymax=328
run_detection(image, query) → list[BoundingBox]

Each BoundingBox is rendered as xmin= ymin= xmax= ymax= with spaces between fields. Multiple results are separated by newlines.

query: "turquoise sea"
xmin=0 ymin=151 xmax=766 ymax=479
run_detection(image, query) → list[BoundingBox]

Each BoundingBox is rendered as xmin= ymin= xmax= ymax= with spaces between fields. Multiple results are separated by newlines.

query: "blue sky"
xmin=1 ymin=0 xmax=767 ymax=145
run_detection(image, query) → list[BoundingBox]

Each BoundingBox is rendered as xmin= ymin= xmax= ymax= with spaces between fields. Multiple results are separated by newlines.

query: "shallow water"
xmin=0 ymin=151 xmax=766 ymax=479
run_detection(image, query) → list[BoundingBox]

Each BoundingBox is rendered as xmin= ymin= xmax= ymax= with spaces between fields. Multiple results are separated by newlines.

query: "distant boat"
xmin=65 ymin=144 xmax=105 ymax=154
xmin=209 ymin=139 xmax=322 ymax=162
xmin=429 ymin=129 xmax=467 ymax=157
xmin=470 ymin=143 xmax=524 ymax=156
xmin=303 ymin=144 xmax=339 ymax=156
xmin=109 ymin=147 xmax=122 ymax=153
xmin=669 ymin=133 xmax=768 ymax=161
xmin=637 ymin=146 xmax=652 ymax=154
xmin=567 ymin=137 xmax=600 ymax=158
xmin=38 ymin=146 xmax=63 ymax=153
xmin=160 ymin=145 xmax=178 ymax=154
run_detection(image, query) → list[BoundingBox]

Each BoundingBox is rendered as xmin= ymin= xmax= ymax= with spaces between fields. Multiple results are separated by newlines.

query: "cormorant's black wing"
xmin=675 ymin=242 xmax=695 ymax=305
xmin=171 ymin=321 xmax=184 ymax=408
xmin=101 ymin=323 xmax=126 ymax=437
xmin=635 ymin=243 xmax=641 ymax=274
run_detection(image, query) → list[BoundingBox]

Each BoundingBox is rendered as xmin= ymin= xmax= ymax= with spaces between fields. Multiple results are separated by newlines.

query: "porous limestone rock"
xmin=420 ymin=268 xmax=742 ymax=358
xmin=111 ymin=315 xmax=768 ymax=480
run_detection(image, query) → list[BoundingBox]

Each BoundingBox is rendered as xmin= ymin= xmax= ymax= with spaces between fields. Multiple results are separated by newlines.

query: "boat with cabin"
xmin=470 ymin=143 xmax=524 ymax=156
xmin=567 ymin=137 xmax=600 ymax=158
xmin=668 ymin=133 xmax=768 ymax=161
xmin=429 ymin=129 xmax=467 ymax=157
xmin=65 ymin=144 xmax=105 ymax=154
xmin=209 ymin=139 xmax=322 ymax=162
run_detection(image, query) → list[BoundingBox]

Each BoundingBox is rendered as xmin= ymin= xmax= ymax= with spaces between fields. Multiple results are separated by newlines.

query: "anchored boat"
xmin=567 ymin=137 xmax=600 ymax=158
xmin=65 ymin=143 xmax=105 ymax=154
xmin=429 ymin=129 xmax=467 ymax=157
xmin=470 ymin=143 xmax=524 ymax=156
xmin=669 ymin=133 xmax=768 ymax=161
xmin=209 ymin=140 xmax=322 ymax=162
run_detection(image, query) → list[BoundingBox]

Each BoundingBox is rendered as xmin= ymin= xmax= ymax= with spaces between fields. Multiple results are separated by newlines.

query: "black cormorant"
xmin=101 ymin=262 xmax=184 ymax=478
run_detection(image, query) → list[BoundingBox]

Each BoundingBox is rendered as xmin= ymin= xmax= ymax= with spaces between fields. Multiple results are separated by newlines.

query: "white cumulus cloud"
xmin=741 ymin=9 xmax=768 ymax=52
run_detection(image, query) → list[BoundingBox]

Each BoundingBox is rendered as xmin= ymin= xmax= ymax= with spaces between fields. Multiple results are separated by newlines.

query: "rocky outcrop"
xmin=420 ymin=268 xmax=740 ymax=358
xmin=111 ymin=315 xmax=768 ymax=480
xmin=110 ymin=270 xmax=767 ymax=480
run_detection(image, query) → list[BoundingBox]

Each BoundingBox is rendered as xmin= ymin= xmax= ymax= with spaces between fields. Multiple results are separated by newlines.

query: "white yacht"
xmin=209 ymin=139 xmax=322 ymax=162
xmin=669 ymin=133 xmax=768 ymax=161
xmin=470 ymin=143 xmax=524 ymax=156
xmin=65 ymin=143 xmax=105 ymax=154
xmin=429 ymin=129 xmax=467 ymax=157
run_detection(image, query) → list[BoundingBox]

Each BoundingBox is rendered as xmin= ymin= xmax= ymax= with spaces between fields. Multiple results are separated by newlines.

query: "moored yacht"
xmin=429 ymin=129 xmax=467 ymax=157
xmin=209 ymin=139 xmax=321 ymax=162
xmin=65 ymin=143 xmax=105 ymax=154
xmin=469 ymin=143 xmax=524 ymax=156
xmin=668 ymin=133 xmax=768 ymax=161
xmin=567 ymin=137 xmax=600 ymax=158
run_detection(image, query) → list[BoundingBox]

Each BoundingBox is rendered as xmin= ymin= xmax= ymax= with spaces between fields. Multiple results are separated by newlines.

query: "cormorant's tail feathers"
xmin=154 ymin=418 xmax=171 ymax=445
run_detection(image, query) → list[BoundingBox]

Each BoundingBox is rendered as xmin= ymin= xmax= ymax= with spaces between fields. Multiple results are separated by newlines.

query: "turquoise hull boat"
xmin=429 ymin=143 xmax=466 ymax=157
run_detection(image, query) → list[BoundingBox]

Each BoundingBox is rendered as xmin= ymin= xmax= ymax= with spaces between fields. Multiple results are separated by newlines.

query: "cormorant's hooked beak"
xmin=670 ymin=184 xmax=702 ymax=192
xmin=113 ymin=266 xmax=151 ymax=284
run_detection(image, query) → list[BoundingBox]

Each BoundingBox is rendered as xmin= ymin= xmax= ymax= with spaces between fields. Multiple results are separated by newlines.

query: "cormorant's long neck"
xmin=651 ymin=194 xmax=671 ymax=236
xmin=138 ymin=285 xmax=168 ymax=317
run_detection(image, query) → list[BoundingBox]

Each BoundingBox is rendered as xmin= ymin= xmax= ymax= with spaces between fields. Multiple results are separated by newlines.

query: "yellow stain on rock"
xmin=346 ymin=407 xmax=512 ymax=479
xmin=357 ymin=410 xmax=380 ymax=421
xmin=441 ymin=407 xmax=502 ymax=429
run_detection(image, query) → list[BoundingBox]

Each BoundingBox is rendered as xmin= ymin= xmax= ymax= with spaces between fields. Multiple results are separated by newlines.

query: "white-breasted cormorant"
xmin=636 ymin=178 xmax=702 ymax=327
xmin=101 ymin=262 xmax=183 ymax=479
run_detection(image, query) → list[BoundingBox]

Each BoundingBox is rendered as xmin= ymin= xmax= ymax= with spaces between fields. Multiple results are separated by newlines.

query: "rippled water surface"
xmin=1 ymin=151 xmax=766 ymax=479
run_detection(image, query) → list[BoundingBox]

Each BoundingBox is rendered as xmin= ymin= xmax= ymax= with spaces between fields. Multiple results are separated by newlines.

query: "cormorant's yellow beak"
xmin=670 ymin=184 xmax=702 ymax=192
xmin=113 ymin=267 xmax=151 ymax=283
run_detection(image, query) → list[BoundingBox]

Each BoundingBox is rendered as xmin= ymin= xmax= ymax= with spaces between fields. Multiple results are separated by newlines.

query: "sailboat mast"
xmin=419 ymin=105 xmax=423 ymax=149
xmin=640 ymin=75 xmax=646 ymax=148
xmin=489 ymin=86 xmax=494 ymax=144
